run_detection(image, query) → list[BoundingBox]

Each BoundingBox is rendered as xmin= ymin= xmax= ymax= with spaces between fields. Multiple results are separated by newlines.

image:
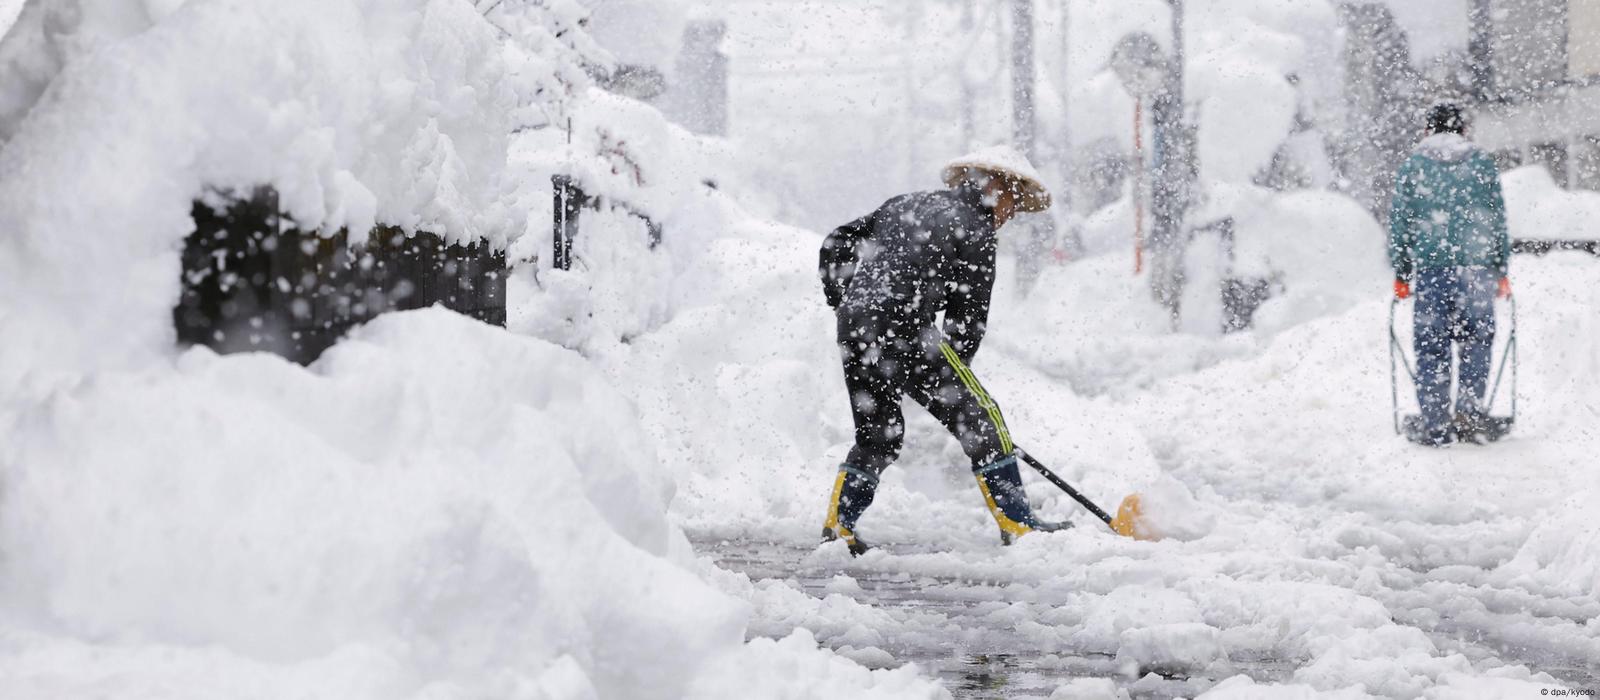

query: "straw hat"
xmin=941 ymin=145 xmax=1052 ymax=213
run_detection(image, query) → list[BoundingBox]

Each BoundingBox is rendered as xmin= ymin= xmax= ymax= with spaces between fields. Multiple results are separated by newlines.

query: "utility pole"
xmin=1468 ymin=0 xmax=1493 ymax=101
xmin=1133 ymin=97 xmax=1145 ymax=274
xmin=1148 ymin=0 xmax=1193 ymax=321
xmin=1057 ymin=0 xmax=1085 ymax=258
xmin=903 ymin=0 xmax=921 ymax=191
xmin=960 ymin=0 xmax=975 ymax=151
xmin=1058 ymin=0 xmax=1072 ymax=166
xmin=1011 ymin=0 xmax=1036 ymax=159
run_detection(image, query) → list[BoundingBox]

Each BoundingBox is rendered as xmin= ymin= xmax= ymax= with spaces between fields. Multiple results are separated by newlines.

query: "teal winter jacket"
xmin=1387 ymin=133 xmax=1511 ymax=278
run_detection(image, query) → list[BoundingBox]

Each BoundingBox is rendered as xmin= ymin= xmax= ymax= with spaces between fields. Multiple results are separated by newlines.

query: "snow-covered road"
xmin=666 ymin=246 xmax=1600 ymax=698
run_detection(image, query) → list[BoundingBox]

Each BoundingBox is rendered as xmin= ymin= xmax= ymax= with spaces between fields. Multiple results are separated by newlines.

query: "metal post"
xmin=552 ymin=174 xmax=581 ymax=271
xmin=1058 ymin=0 xmax=1072 ymax=176
xmin=1011 ymin=0 xmax=1036 ymax=159
xmin=1468 ymin=0 xmax=1493 ymax=101
xmin=1133 ymin=97 xmax=1145 ymax=275
xmin=903 ymin=0 xmax=922 ymax=192
xmin=1149 ymin=0 xmax=1193 ymax=321
xmin=959 ymin=0 xmax=975 ymax=151
xmin=1168 ymin=0 xmax=1185 ymax=111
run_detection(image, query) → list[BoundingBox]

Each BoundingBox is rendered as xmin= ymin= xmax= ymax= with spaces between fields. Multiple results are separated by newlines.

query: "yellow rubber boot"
xmin=974 ymin=455 xmax=1070 ymax=545
xmin=821 ymin=465 xmax=878 ymax=556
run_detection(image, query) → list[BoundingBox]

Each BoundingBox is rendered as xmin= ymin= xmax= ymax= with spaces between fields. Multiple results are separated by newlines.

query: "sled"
xmin=1388 ymin=295 xmax=1518 ymax=443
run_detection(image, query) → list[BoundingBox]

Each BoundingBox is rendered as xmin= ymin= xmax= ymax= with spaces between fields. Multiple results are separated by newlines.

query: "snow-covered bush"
xmin=507 ymin=86 xmax=732 ymax=352
xmin=0 ymin=0 xmax=541 ymax=384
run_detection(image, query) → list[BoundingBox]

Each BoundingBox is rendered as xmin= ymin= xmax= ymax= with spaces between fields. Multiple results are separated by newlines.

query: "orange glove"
xmin=1497 ymin=276 xmax=1511 ymax=298
xmin=1394 ymin=278 xmax=1411 ymax=300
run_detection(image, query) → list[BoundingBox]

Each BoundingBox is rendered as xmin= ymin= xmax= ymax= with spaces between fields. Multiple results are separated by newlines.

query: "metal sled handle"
xmin=1485 ymin=295 xmax=1517 ymax=419
xmin=1387 ymin=293 xmax=1518 ymax=435
xmin=1388 ymin=299 xmax=1418 ymax=435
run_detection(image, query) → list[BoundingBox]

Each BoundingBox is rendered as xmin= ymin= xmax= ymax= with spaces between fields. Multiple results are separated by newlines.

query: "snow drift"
xmin=2 ymin=310 xmax=742 ymax=698
xmin=1490 ymin=167 xmax=1600 ymax=599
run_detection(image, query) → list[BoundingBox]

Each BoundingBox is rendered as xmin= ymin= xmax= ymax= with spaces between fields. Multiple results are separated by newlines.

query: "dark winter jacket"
xmin=1388 ymin=133 xmax=1511 ymax=278
xmin=819 ymin=183 xmax=998 ymax=364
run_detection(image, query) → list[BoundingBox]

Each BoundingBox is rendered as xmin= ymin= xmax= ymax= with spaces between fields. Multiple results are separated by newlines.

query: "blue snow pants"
xmin=1413 ymin=267 xmax=1498 ymax=436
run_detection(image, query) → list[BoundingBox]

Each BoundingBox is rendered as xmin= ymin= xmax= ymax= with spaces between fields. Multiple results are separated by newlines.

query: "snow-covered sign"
xmin=1109 ymin=31 xmax=1171 ymax=98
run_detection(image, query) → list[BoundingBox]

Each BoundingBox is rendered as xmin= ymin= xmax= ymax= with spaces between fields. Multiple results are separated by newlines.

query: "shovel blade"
xmin=1109 ymin=493 xmax=1157 ymax=540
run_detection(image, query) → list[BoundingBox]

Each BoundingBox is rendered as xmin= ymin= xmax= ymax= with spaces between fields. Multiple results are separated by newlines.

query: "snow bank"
xmin=1489 ymin=168 xmax=1600 ymax=599
xmin=1499 ymin=479 xmax=1600 ymax=598
xmin=1227 ymin=188 xmax=1391 ymax=334
xmin=556 ymin=205 xmax=849 ymax=534
xmin=0 ymin=311 xmax=741 ymax=697
xmin=1502 ymin=164 xmax=1600 ymax=240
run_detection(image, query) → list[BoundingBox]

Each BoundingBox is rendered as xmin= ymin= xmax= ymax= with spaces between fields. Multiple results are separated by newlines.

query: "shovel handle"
xmin=1016 ymin=449 xmax=1115 ymax=526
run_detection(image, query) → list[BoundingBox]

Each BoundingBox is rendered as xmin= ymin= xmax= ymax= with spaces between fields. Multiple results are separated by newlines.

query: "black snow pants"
xmin=840 ymin=325 xmax=1014 ymax=478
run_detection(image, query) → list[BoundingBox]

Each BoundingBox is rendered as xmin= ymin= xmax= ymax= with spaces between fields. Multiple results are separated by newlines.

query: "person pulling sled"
xmin=817 ymin=146 xmax=1068 ymax=555
xmin=1388 ymin=103 xmax=1513 ymax=447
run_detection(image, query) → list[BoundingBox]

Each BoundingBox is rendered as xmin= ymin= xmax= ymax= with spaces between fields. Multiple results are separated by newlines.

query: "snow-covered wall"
xmin=0 ymin=0 xmax=536 ymax=383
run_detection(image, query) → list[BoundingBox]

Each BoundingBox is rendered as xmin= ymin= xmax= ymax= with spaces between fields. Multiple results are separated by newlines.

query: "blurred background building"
xmin=1337 ymin=0 xmax=1600 ymax=225
xmin=1469 ymin=0 xmax=1600 ymax=190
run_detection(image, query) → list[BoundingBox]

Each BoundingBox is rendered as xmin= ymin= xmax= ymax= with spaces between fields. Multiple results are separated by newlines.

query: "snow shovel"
xmin=1016 ymin=448 xmax=1155 ymax=540
xmin=1388 ymin=296 xmax=1517 ymax=442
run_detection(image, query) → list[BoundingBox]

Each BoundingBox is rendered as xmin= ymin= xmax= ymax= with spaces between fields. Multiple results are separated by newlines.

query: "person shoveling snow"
xmin=815 ymin=146 xmax=1072 ymax=555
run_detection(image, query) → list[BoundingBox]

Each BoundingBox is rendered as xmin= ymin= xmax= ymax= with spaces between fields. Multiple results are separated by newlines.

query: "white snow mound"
xmin=1130 ymin=474 xmax=1216 ymax=542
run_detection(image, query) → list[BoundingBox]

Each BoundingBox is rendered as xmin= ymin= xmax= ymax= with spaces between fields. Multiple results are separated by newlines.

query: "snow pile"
xmin=1126 ymin=474 xmax=1216 ymax=542
xmin=1489 ymin=167 xmax=1600 ymax=599
xmin=1501 ymin=164 xmax=1600 ymax=240
xmin=0 ymin=312 xmax=732 ymax=697
xmin=508 ymin=85 xmax=733 ymax=352
xmin=550 ymin=205 xmax=849 ymax=535
xmin=1500 ymin=476 xmax=1600 ymax=598
xmin=514 ymin=87 xmax=727 ymax=230
xmin=1115 ymin=622 xmax=1223 ymax=673
xmin=1224 ymin=188 xmax=1391 ymax=335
